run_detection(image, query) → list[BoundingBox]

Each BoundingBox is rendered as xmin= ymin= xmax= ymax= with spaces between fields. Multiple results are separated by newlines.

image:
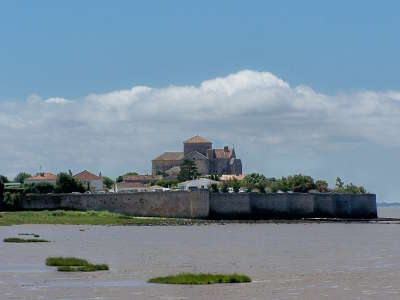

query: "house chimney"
xmin=224 ymin=146 xmax=229 ymax=152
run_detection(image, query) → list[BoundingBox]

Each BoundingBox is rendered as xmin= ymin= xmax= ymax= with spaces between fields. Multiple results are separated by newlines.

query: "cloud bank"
xmin=1 ymin=70 xmax=399 ymax=200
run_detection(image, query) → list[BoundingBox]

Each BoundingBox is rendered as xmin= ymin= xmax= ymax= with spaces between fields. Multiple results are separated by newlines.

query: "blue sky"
xmin=1 ymin=0 xmax=400 ymax=99
xmin=1 ymin=1 xmax=400 ymax=202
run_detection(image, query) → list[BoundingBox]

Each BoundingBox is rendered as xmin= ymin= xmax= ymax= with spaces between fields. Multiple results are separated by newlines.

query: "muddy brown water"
xmin=0 ymin=207 xmax=399 ymax=299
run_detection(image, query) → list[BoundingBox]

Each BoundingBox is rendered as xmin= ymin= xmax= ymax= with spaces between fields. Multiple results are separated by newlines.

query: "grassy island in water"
xmin=0 ymin=210 xmax=200 ymax=226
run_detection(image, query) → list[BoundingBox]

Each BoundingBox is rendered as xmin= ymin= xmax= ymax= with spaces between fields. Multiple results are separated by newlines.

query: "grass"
xmin=46 ymin=257 xmax=89 ymax=266
xmin=57 ymin=264 xmax=109 ymax=272
xmin=148 ymin=273 xmax=251 ymax=285
xmin=0 ymin=210 xmax=201 ymax=226
xmin=3 ymin=237 xmax=49 ymax=243
xmin=46 ymin=256 xmax=109 ymax=272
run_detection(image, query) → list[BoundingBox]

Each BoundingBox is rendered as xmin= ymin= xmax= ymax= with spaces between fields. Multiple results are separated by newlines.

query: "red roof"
xmin=73 ymin=170 xmax=101 ymax=180
xmin=184 ymin=135 xmax=211 ymax=144
xmin=214 ymin=148 xmax=233 ymax=159
xmin=27 ymin=172 xmax=57 ymax=181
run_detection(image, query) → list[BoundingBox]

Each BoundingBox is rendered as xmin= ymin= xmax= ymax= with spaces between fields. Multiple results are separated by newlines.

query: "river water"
xmin=0 ymin=207 xmax=400 ymax=299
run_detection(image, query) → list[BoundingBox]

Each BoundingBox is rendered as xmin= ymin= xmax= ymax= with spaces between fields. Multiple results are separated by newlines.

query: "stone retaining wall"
xmin=209 ymin=193 xmax=377 ymax=219
xmin=20 ymin=191 xmax=377 ymax=219
xmin=22 ymin=191 xmax=209 ymax=219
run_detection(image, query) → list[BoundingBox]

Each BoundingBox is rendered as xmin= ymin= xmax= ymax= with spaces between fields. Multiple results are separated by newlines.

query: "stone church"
xmin=152 ymin=135 xmax=243 ymax=176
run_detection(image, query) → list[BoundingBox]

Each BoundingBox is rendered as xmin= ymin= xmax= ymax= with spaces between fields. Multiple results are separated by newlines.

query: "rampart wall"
xmin=20 ymin=191 xmax=377 ymax=219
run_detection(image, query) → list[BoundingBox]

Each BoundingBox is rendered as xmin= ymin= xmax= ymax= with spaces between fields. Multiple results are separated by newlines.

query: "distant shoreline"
xmin=377 ymin=202 xmax=400 ymax=207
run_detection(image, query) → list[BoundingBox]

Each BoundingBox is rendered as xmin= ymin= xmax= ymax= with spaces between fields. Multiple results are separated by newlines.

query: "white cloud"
xmin=1 ymin=70 xmax=400 ymax=200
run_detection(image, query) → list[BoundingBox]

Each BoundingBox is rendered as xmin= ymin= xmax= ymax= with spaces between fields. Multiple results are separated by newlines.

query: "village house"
xmin=25 ymin=172 xmax=57 ymax=185
xmin=73 ymin=170 xmax=104 ymax=192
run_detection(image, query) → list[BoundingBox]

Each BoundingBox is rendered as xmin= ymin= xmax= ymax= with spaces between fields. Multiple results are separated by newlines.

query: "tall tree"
xmin=177 ymin=159 xmax=199 ymax=182
xmin=55 ymin=173 xmax=85 ymax=193
xmin=14 ymin=172 xmax=31 ymax=184
xmin=0 ymin=175 xmax=9 ymax=184
xmin=103 ymin=176 xmax=115 ymax=189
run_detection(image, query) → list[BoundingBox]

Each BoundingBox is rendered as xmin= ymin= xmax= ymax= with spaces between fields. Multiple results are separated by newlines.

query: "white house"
xmin=178 ymin=178 xmax=219 ymax=191
xmin=73 ymin=170 xmax=104 ymax=192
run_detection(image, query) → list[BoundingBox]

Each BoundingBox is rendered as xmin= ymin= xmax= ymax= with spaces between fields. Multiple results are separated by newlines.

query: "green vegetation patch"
xmin=18 ymin=233 xmax=40 ymax=237
xmin=46 ymin=256 xmax=109 ymax=272
xmin=0 ymin=210 xmax=201 ymax=226
xmin=57 ymin=264 xmax=109 ymax=272
xmin=4 ymin=237 xmax=49 ymax=243
xmin=148 ymin=273 xmax=251 ymax=285
xmin=46 ymin=257 xmax=89 ymax=267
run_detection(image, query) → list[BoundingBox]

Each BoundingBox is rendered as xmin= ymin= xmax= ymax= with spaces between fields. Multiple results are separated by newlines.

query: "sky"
xmin=1 ymin=1 xmax=400 ymax=201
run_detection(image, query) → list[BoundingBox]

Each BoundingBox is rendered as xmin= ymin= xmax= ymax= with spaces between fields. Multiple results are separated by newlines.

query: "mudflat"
xmin=1 ymin=220 xmax=400 ymax=299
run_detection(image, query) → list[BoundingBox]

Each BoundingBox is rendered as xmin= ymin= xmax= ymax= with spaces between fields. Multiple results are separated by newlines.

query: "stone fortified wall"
xmin=21 ymin=191 xmax=377 ymax=219
xmin=209 ymin=193 xmax=377 ymax=219
xmin=22 ymin=191 xmax=210 ymax=219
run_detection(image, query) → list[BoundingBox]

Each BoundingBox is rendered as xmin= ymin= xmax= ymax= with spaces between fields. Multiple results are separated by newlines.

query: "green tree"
xmin=151 ymin=179 xmax=179 ymax=188
xmin=209 ymin=183 xmax=219 ymax=193
xmin=0 ymin=175 xmax=9 ymax=184
xmin=177 ymin=159 xmax=199 ymax=182
xmin=242 ymin=173 xmax=267 ymax=190
xmin=55 ymin=173 xmax=86 ymax=193
xmin=336 ymin=177 xmax=344 ymax=189
xmin=315 ymin=180 xmax=329 ymax=192
xmin=230 ymin=178 xmax=241 ymax=193
xmin=220 ymin=181 xmax=229 ymax=193
xmin=103 ymin=176 xmax=115 ymax=189
xmin=116 ymin=172 xmax=139 ymax=182
xmin=0 ymin=180 xmax=4 ymax=199
xmin=14 ymin=172 xmax=31 ymax=184
xmin=23 ymin=182 xmax=55 ymax=194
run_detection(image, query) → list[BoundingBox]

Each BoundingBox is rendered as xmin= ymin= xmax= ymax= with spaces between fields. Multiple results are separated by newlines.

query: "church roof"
xmin=214 ymin=148 xmax=233 ymax=159
xmin=185 ymin=150 xmax=208 ymax=160
xmin=184 ymin=135 xmax=211 ymax=144
xmin=153 ymin=152 xmax=184 ymax=161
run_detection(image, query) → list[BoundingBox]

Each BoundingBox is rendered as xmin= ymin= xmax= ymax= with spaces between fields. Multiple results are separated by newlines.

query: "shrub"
xmin=220 ymin=181 xmax=229 ymax=193
xmin=209 ymin=183 xmax=219 ymax=193
xmin=151 ymin=179 xmax=178 ymax=188
xmin=334 ymin=177 xmax=366 ymax=194
xmin=232 ymin=179 xmax=240 ymax=193
xmin=148 ymin=273 xmax=251 ymax=285
xmin=3 ymin=191 xmax=23 ymax=208
xmin=315 ymin=180 xmax=329 ymax=192
xmin=23 ymin=182 xmax=55 ymax=194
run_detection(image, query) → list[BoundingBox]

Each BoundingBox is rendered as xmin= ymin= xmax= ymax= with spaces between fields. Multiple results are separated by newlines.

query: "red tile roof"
xmin=220 ymin=174 xmax=245 ymax=181
xmin=153 ymin=152 xmax=184 ymax=161
xmin=123 ymin=175 xmax=162 ymax=182
xmin=26 ymin=173 xmax=57 ymax=181
xmin=214 ymin=148 xmax=233 ymax=159
xmin=184 ymin=135 xmax=212 ymax=144
xmin=73 ymin=170 xmax=101 ymax=180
